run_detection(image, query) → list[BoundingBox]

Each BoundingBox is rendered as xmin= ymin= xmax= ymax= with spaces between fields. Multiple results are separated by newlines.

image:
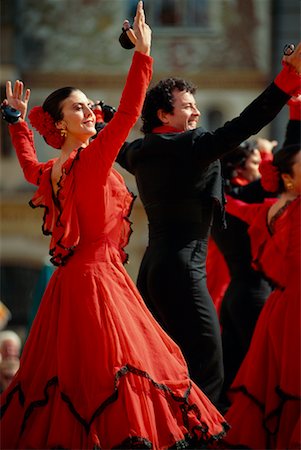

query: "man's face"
xmin=160 ymin=89 xmax=201 ymax=131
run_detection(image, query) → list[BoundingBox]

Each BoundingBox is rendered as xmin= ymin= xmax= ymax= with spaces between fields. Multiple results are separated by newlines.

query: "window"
xmin=128 ymin=0 xmax=214 ymax=33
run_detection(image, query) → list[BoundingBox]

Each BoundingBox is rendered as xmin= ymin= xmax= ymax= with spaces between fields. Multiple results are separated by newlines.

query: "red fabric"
xmin=93 ymin=108 xmax=104 ymax=123
xmin=259 ymin=160 xmax=280 ymax=193
xmin=274 ymin=63 xmax=301 ymax=96
xmin=260 ymin=151 xmax=273 ymax=162
xmin=229 ymin=176 xmax=249 ymax=186
xmin=206 ymin=238 xmax=230 ymax=317
xmin=152 ymin=125 xmax=183 ymax=133
xmin=288 ymin=96 xmax=301 ymax=120
xmin=223 ymin=196 xmax=301 ymax=449
xmin=1 ymin=52 xmax=228 ymax=449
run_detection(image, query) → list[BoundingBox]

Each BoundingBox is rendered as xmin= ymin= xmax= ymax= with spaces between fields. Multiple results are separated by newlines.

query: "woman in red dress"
xmin=222 ymin=142 xmax=301 ymax=449
xmin=0 ymin=3 xmax=228 ymax=449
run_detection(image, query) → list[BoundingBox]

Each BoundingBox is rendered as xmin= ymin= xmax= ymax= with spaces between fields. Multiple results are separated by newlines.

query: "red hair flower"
xmin=259 ymin=159 xmax=280 ymax=192
xmin=28 ymin=106 xmax=64 ymax=149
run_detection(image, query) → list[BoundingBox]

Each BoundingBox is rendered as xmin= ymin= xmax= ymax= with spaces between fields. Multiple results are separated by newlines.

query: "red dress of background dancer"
xmin=223 ymin=194 xmax=301 ymax=449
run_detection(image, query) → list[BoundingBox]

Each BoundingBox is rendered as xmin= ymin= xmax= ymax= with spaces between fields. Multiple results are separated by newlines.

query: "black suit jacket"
xmin=117 ymin=83 xmax=290 ymax=235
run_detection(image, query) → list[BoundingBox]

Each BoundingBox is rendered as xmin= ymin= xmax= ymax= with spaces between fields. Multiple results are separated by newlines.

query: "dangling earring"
xmin=60 ymin=129 xmax=67 ymax=138
xmin=285 ymin=181 xmax=294 ymax=191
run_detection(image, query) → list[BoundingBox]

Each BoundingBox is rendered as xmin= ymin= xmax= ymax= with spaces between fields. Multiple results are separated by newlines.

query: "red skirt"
xmin=223 ymin=286 xmax=301 ymax=449
xmin=1 ymin=242 xmax=228 ymax=449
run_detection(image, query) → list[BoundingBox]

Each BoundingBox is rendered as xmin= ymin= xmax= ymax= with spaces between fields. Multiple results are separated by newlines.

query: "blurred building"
xmin=0 ymin=0 xmax=299 ymax=331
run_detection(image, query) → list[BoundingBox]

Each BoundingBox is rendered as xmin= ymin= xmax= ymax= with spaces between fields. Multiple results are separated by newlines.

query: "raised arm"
xmin=2 ymin=81 xmax=45 ymax=185
xmin=193 ymin=43 xmax=301 ymax=164
xmin=85 ymin=1 xmax=152 ymax=179
xmin=282 ymin=95 xmax=301 ymax=147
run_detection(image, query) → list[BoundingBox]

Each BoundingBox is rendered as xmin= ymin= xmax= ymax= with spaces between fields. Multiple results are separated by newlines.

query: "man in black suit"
xmin=116 ymin=44 xmax=301 ymax=407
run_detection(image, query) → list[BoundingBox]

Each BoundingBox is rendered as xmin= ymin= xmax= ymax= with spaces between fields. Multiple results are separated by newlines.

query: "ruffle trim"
xmin=1 ymin=364 xmax=229 ymax=449
xmin=29 ymin=151 xmax=136 ymax=267
xmin=29 ymin=148 xmax=81 ymax=266
xmin=223 ymin=383 xmax=301 ymax=449
xmin=120 ymin=188 xmax=136 ymax=264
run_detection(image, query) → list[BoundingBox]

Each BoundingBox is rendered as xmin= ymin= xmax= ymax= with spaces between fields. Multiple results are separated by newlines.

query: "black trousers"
xmin=137 ymin=236 xmax=224 ymax=406
xmin=219 ymin=273 xmax=271 ymax=403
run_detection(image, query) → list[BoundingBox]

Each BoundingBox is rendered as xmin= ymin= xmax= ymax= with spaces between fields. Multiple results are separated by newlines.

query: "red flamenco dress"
xmin=0 ymin=52 xmax=228 ymax=449
xmin=223 ymin=196 xmax=301 ymax=449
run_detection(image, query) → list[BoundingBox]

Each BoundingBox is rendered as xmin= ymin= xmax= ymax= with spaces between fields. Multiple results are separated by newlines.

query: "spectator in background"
xmin=0 ymin=330 xmax=22 ymax=393
xmin=0 ymin=330 xmax=21 ymax=360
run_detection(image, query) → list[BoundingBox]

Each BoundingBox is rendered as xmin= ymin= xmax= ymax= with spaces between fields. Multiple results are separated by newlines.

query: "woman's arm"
xmin=3 ymin=80 xmax=45 ymax=185
xmin=9 ymin=122 xmax=46 ymax=185
xmin=84 ymin=1 xmax=152 ymax=180
xmin=194 ymin=43 xmax=301 ymax=164
xmin=225 ymin=195 xmax=275 ymax=225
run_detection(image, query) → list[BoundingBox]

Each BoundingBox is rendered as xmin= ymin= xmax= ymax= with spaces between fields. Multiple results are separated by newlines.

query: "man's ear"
xmin=157 ymin=109 xmax=169 ymax=125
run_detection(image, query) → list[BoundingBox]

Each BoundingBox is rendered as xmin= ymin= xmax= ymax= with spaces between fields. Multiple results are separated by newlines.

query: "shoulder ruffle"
xmin=29 ymin=149 xmax=81 ymax=266
xmin=111 ymin=168 xmax=136 ymax=264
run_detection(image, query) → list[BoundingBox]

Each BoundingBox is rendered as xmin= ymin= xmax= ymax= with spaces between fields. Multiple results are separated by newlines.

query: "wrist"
xmin=274 ymin=63 xmax=301 ymax=96
xmin=289 ymin=105 xmax=301 ymax=120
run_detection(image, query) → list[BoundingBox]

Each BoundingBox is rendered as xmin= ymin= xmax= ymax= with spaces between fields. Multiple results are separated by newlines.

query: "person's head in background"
xmin=0 ymin=357 xmax=20 ymax=392
xmin=260 ymin=144 xmax=301 ymax=197
xmin=255 ymin=137 xmax=278 ymax=156
xmin=0 ymin=330 xmax=22 ymax=360
xmin=221 ymin=140 xmax=262 ymax=186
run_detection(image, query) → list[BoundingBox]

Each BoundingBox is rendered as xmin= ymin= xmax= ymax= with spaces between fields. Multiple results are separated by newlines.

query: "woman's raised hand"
xmin=3 ymin=80 xmax=31 ymax=120
xmin=125 ymin=1 xmax=151 ymax=56
xmin=283 ymin=42 xmax=301 ymax=74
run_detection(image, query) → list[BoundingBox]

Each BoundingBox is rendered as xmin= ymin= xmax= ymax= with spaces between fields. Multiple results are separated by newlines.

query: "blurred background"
xmin=0 ymin=0 xmax=300 ymax=340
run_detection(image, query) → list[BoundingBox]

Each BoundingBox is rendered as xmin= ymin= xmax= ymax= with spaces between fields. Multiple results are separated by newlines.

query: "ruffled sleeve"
xmin=29 ymin=150 xmax=81 ymax=266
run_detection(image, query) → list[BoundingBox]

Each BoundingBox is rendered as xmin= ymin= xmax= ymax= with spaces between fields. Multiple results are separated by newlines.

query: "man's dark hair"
xmin=141 ymin=78 xmax=196 ymax=134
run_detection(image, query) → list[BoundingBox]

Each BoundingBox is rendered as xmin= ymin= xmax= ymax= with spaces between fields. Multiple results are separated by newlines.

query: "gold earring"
xmin=60 ymin=129 xmax=67 ymax=138
xmin=285 ymin=181 xmax=294 ymax=191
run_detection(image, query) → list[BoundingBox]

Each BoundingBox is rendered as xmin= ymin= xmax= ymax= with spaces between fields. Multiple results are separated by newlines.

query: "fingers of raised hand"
xmin=283 ymin=42 xmax=301 ymax=71
xmin=6 ymin=81 xmax=13 ymax=99
xmin=126 ymin=28 xmax=137 ymax=45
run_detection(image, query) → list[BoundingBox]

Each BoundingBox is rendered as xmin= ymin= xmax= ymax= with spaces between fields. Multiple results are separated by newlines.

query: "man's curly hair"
xmin=141 ymin=78 xmax=196 ymax=134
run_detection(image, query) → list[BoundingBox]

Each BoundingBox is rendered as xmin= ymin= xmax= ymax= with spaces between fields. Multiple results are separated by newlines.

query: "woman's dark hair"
xmin=141 ymin=78 xmax=196 ymax=134
xmin=273 ymin=143 xmax=301 ymax=193
xmin=42 ymin=86 xmax=78 ymax=121
xmin=221 ymin=140 xmax=258 ymax=181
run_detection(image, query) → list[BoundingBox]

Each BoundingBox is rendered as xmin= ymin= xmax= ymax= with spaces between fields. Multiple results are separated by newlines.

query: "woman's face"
xmin=58 ymin=90 xmax=96 ymax=141
xmin=237 ymin=149 xmax=262 ymax=182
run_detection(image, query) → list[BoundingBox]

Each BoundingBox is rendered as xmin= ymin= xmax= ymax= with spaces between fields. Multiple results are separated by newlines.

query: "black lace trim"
xmin=30 ymin=149 xmax=81 ymax=267
xmin=263 ymin=385 xmax=300 ymax=437
xmin=1 ymin=364 xmax=229 ymax=448
xmin=228 ymin=384 xmax=265 ymax=412
xmin=0 ymin=382 xmax=24 ymax=418
xmin=268 ymin=199 xmax=293 ymax=235
xmin=227 ymin=383 xmax=300 ymax=449
xmin=122 ymin=190 xmax=136 ymax=265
